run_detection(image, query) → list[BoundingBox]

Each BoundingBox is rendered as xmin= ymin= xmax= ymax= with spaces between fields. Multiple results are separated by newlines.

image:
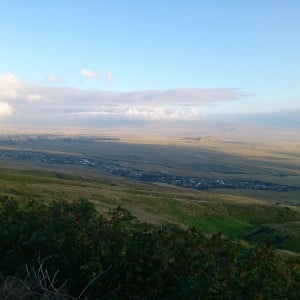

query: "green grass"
xmin=208 ymin=202 xmax=299 ymax=224
xmin=245 ymin=222 xmax=300 ymax=252
xmin=163 ymin=197 xmax=250 ymax=236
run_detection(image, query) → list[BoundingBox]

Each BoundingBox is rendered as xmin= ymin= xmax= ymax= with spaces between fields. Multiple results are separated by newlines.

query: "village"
xmin=0 ymin=149 xmax=292 ymax=192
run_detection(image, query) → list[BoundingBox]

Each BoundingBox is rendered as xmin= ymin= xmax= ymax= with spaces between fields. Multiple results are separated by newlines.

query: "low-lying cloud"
xmin=0 ymin=73 xmax=246 ymax=125
xmin=69 ymin=106 xmax=201 ymax=120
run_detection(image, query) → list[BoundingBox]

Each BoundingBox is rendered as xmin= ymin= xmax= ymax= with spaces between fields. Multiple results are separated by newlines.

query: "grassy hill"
xmin=1 ymin=165 xmax=299 ymax=253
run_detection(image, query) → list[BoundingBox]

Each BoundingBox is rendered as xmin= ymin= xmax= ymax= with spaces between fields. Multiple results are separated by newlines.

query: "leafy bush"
xmin=0 ymin=196 xmax=299 ymax=299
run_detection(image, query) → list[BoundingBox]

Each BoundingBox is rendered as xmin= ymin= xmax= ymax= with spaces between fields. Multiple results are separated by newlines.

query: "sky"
xmin=0 ymin=0 xmax=300 ymax=129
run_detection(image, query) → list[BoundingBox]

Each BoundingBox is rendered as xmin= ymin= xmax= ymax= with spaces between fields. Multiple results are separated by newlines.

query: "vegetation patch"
xmin=246 ymin=222 xmax=300 ymax=253
xmin=0 ymin=197 xmax=299 ymax=299
xmin=163 ymin=198 xmax=251 ymax=237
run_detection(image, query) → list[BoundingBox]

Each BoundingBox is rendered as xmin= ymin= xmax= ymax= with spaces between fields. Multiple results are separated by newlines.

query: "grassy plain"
xmin=1 ymin=135 xmax=300 ymax=183
xmin=0 ymin=134 xmax=299 ymax=252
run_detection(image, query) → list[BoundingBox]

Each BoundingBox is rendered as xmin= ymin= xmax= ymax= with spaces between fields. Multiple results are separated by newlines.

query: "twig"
xmin=76 ymin=265 xmax=112 ymax=300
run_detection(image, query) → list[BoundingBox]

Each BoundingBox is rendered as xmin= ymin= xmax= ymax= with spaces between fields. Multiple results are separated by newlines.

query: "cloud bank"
xmin=0 ymin=73 xmax=247 ymax=126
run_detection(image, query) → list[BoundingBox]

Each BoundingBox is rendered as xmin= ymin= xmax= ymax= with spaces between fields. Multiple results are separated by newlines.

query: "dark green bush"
xmin=0 ymin=197 xmax=299 ymax=299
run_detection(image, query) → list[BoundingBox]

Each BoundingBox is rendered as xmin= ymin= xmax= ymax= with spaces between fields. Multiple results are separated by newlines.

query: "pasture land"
xmin=0 ymin=134 xmax=299 ymax=252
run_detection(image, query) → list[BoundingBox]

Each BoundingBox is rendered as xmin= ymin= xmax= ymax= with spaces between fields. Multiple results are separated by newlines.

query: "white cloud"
xmin=16 ymin=86 xmax=242 ymax=122
xmin=0 ymin=73 xmax=297 ymax=130
xmin=47 ymin=88 xmax=240 ymax=106
xmin=80 ymin=69 xmax=99 ymax=78
xmin=26 ymin=93 xmax=44 ymax=103
xmin=68 ymin=105 xmax=202 ymax=120
xmin=124 ymin=106 xmax=201 ymax=120
xmin=48 ymin=74 xmax=61 ymax=82
xmin=105 ymin=72 xmax=114 ymax=82
xmin=0 ymin=72 xmax=249 ymax=125
xmin=0 ymin=73 xmax=23 ymax=100
xmin=0 ymin=101 xmax=13 ymax=116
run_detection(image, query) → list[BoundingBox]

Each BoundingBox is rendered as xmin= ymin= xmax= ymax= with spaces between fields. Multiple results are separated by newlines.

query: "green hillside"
xmin=0 ymin=166 xmax=299 ymax=253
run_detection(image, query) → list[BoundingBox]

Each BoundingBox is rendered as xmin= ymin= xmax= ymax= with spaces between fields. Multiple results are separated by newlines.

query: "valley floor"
xmin=0 ymin=134 xmax=299 ymax=253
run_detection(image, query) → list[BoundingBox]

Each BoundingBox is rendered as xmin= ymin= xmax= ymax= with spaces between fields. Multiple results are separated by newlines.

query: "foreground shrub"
xmin=0 ymin=197 xmax=299 ymax=299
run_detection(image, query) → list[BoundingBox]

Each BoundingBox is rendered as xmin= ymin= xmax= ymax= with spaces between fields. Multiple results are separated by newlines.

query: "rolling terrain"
xmin=0 ymin=134 xmax=299 ymax=253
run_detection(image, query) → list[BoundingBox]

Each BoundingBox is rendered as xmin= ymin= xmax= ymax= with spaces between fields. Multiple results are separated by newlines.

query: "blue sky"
xmin=0 ymin=1 xmax=299 ymax=126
